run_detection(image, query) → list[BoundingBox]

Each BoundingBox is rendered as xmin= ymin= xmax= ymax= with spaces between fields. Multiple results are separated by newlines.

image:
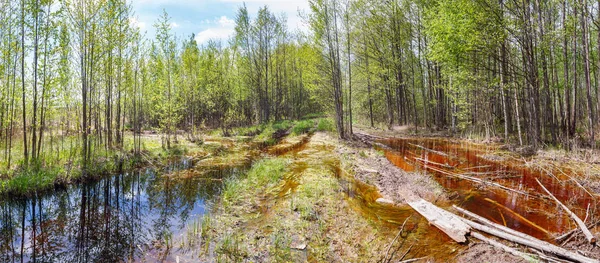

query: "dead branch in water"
xmin=399 ymin=244 xmax=413 ymax=261
xmin=383 ymin=216 xmax=411 ymax=263
xmin=536 ymin=178 xmax=596 ymax=244
xmin=412 ymin=157 xmax=455 ymax=169
xmin=407 ymin=142 xmax=450 ymax=157
xmin=463 ymin=165 xmax=493 ymax=170
xmin=484 ymin=198 xmax=549 ymax=235
xmin=398 ymin=257 xmax=427 ymax=263
xmin=555 ymin=219 xmax=600 ymax=243
xmin=453 ymin=205 xmax=544 ymax=243
xmin=420 ymin=164 xmax=531 ymax=196
xmin=550 ymin=163 xmax=596 ymax=199
xmin=470 ymin=231 xmax=535 ymax=262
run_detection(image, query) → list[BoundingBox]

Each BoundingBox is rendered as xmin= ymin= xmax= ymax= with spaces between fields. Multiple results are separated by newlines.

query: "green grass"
xmin=316 ymin=118 xmax=336 ymax=132
xmin=0 ymin=133 xmax=187 ymax=196
xmin=291 ymin=120 xmax=315 ymax=135
xmin=254 ymin=120 xmax=295 ymax=145
xmin=222 ymin=158 xmax=288 ymax=208
xmin=1 ymin=167 xmax=61 ymax=195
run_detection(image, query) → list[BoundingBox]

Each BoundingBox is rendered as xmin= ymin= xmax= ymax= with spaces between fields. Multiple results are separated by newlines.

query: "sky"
xmin=130 ymin=0 xmax=311 ymax=45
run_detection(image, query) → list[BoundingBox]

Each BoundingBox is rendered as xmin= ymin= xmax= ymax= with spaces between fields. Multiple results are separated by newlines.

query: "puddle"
xmin=379 ymin=137 xmax=597 ymax=241
xmin=0 ymin=158 xmax=249 ymax=262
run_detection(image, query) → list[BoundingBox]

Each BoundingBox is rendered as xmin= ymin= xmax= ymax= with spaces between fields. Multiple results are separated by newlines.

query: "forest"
xmin=2 ymin=0 xmax=600 ymax=262
xmin=1 ymin=0 xmax=599 ymax=172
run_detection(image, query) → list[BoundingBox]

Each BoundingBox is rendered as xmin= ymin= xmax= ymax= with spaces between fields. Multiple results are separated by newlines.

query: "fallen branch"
xmin=407 ymin=142 xmax=449 ymax=157
xmin=453 ymin=205 xmax=543 ymax=243
xmin=399 ymin=257 xmax=427 ymax=263
xmin=551 ymin=163 xmax=595 ymax=199
xmin=399 ymin=244 xmax=413 ymax=261
xmin=460 ymin=215 xmax=598 ymax=263
xmin=555 ymin=219 xmax=600 ymax=243
xmin=383 ymin=216 xmax=411 ymax=262
xmin=470 ymin=231 xmax=535 ymax=262
xmin=420 ymin=164 xmax=531 ymax=196
xmin=463 ymin=165 xmax=492 ymax=170
xmin=536 ymin=178 xmax=596 ymax=244
xmin=413 ymin=157 xmax=455 ymax=169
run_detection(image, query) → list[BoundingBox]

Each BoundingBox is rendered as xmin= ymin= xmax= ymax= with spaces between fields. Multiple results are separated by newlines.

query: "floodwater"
xmin=0 ymin=158 xmax=248 ymax=263
xmin=2 ymin=134 xmax=589 ymax=262
xmin=379 ymin=137 xmax=597 ymax=241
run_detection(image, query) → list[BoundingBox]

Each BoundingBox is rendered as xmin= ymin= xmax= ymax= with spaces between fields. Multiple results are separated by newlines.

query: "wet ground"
xmin=378 ymin=137 xmax=597 ymax=241
xmin=2 ymin=132 xmax=596 ymax=262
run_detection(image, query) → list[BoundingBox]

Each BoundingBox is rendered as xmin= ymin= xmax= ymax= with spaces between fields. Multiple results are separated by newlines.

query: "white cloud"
xmin=171 ymin=22 xmax=180 ymax=28
xmin=194 ymin=16 xmax=236 ymax=45
xmin=129 ymin=17 xmax=147 ymax=30
xmin=221 ymin=0 xmax=310 ymax=34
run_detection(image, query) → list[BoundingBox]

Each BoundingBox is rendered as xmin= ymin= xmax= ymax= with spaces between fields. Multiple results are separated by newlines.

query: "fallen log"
xmin=460 ymin=216 xmax=598 ymax=263
xmin=470 ymin=231 xmax=535 ymax=262
xmin=452 ymin=205 xmax=543 ymax=244
xmin=407 ymin=199 xmax=471 ymax=243
xmin=536 ymin=178 xmax=596 ymax=244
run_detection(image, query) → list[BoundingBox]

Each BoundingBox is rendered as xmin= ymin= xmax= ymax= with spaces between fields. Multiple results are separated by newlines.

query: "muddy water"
xmin=0 ymin=159 xmax=248 ymax=263
xmin=379 ymin=137 xmax=597 ymax=240
xmin=270 ymin=135 xmax=462 ymax=260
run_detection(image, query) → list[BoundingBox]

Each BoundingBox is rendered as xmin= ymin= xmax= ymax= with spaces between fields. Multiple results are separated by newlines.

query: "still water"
xmin=380 ymin=138 xmax=596 ymax=240
xmin=0 ymin=159 xmax=247 ymax=263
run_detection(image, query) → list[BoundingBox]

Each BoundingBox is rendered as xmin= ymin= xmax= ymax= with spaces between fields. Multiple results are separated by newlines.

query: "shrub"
xmin=316 ymin=118 xmax=335 ymax=132
xmin=291 ymin=120 xmax=314 ymax=135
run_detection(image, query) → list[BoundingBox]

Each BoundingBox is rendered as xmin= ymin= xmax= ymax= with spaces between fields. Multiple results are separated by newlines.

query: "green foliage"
xmin=292 ymin=120 xmax=315 ymax=135
xmin=316 ymin=118 xmax=335 ymax=132
xmin=425 ymin=0 xmax=504 ymax=66
xmin=2 ymin=167 xmax=61 ymax=196
xmin=272 ymin=120 xmax=294 ymax=131
xmin=222 ymin=158 xmax=287 ymax=207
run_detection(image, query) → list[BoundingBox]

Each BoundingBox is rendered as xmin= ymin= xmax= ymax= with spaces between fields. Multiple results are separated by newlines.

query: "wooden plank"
xmin=407 ymin=199 xmax=470 ymax=243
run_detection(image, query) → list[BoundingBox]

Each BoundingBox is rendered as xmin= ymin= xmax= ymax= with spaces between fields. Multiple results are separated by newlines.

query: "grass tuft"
xmin=316 ymin=118 xmax=335 ymax=132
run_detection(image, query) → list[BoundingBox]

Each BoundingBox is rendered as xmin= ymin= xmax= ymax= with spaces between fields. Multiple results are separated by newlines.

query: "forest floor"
xmin=179 ymin=122 xmax=600 ymax=262
xmin=187 ymin=128 xmax=532 ymax=262
xmin=4 ymin=119 xmax=600 ymax=262
xmin=354 ymin=124 xmax=600 ymax=261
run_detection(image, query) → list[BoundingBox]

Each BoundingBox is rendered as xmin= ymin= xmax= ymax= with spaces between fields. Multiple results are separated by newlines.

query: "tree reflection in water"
xmin=0 ymin=158 xmax=247 ymax=263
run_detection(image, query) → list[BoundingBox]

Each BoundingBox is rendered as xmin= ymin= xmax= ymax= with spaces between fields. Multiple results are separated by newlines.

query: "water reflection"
xmin=0 ymin=159 xmax=247 ymax=263
xmin=379 ymin=138 xmax=596 ymax=240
